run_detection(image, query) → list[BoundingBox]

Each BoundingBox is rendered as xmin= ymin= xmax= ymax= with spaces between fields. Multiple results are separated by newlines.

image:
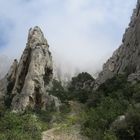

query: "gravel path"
xmin=42 ymin=101 xmax=89 ymax=140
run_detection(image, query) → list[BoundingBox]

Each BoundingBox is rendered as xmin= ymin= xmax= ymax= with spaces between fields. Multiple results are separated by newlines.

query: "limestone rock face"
xmin=0 ymin=26 xmax=59 ymax=112
xmin=96 ymin=0 xmax=140 ymax=85
xmin=0 ymin=59 xmax=18 ymax=108
xmin=127 ymin=71 xmax=140 ymax=84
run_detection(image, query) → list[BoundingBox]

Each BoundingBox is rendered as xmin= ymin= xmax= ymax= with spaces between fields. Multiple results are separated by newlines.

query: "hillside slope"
xmin=96 ymin=0 xmax=140 ymax=85
xmin=42 ymin=101 xmax=89 ymax=140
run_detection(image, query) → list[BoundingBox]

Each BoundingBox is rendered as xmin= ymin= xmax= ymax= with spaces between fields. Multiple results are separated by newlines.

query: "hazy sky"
xmin=0 ymin=0 xmax=137 ymax=77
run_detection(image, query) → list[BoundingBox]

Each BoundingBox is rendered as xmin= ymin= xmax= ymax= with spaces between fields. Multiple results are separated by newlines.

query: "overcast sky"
xmin=0 ymin=0 xmax=137 ymax=77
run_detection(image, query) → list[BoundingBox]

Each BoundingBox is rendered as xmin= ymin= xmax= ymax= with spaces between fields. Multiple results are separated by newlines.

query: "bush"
xmin=0 ymin=111 xmax=41 ymax=140
xmin=67 ymin=72 xmax=94 ymax=103
xmin=113 ymin=107 xmax=140 ymax=140
xmin=48 ymin=79 xmax=69 ymax=102
xmin=103 ymin=131 xmax=117 ymax=140
xmin=59 ymin=102 xmax=71 ymax=114
xmin=132 ymin=83 xmax=140 ymax=103
xmin=81 ymin=74 xmax=140 ymax=139
xmin=82 ymin=96 xmax=127 ymax=139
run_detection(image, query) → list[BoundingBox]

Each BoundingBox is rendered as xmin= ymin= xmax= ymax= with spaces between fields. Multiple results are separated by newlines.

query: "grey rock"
xmin=11 ymin=26 xmax=53 ymax=112
xmin=110 ymin=115 xmax=126 ymax=131
xmin=47 ymin=95 xmax=61 ymax=111
xmin=96 ymin=0 xmax=140 ymax=86
xmin=127 ymin=71 xmax=140 ymax=84
xmin=0 ymin=26 xmax=60 ymax=112
xmin=0 ymin=59 xmax=18 ymax=108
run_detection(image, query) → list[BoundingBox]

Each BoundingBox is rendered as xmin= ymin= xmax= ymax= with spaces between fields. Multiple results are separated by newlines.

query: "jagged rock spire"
xmin=0 ymin=26 xmax=60 ymax=112
xmin=27 ymin=26 xmax=49 ymax=47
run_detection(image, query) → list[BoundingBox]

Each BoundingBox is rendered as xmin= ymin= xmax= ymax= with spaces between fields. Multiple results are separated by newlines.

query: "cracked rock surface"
xmin=96 ymin=0 xmax=140 ymax=85
xmin=0 ymin=26 xmax=60 ymax=112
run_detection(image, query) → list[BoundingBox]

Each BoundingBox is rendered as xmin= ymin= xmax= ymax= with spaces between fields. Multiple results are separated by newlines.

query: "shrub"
xmin=82 ymin=96 xmax=127 ymax=139
xmin=81 ymin=74 xmax=139 ymax=139
xmin=132 ymin=83 xmax=140 ymax=103
xmin=67 ymin=72 xmax=94 ymax=103
xmin=48 ymin=79 xmax=69 ymax=102
xmin=113 ymin=107 xmax=140 ymax=140
xmin=103 ymin=131 xmax=117 ymax=140
xmin=0 ymin=111 xmax=41 ymax=140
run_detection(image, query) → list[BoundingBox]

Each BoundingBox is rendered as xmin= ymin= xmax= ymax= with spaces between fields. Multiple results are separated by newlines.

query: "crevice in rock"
xmin=34 ymin=87 xmax=42 ymax=110
xmin=44 ymin=67 xmax=53 ymax=85
xmin=29 ymin=96 xmax=34 ymax=108
xmin=5 ymin=80 xmax=16 ymax=108
xmin=16 ymin=48 xmax=31 ymax=94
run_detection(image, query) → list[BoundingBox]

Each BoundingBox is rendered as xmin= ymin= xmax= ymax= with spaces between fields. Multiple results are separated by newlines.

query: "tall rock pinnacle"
xmin=96 ymin=0 xmax=140 ymax=85
xmin=0 ymin=26 xmax=57 ymax=112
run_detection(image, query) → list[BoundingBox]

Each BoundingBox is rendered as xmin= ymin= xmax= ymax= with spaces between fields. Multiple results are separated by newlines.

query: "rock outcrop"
xmin=0 ymin=59 xmax=18 ymax=109
xmin=96 ymin=0 xmax=140 ymax=85
xmin=0 ymin=26 xmax=60 ymax=112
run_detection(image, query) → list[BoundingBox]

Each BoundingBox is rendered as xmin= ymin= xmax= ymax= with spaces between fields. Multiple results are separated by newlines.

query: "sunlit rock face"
xmin=96 ymin=0 xmax=140 ymax=85
xmin=0 ymin=26 xmax=60 ymax=112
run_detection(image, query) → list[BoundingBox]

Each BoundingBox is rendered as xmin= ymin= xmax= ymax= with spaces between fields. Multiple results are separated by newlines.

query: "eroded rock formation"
xmin=96 ymin=0 xmax=140 ymax=85
xmin=0 ymin=59 xmax=18 ymax=108
xmin=0 ymin=26 xmax=60 ymax=112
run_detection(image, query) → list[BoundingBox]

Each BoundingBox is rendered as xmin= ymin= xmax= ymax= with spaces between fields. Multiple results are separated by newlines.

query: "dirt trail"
xmin=42 ymin=101 xmax=89 ymax=140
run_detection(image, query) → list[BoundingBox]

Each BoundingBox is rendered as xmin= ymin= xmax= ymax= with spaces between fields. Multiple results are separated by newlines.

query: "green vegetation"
xmin=0 ymin=111 xmax=42 ymax=140
xmin=1 ymin=73 xmax=140 ymax=140
xmin=112 ymin=107 xmax=140 ymax=140
xmin=49 ymin=73 xmax=140 ymax=139
xmin=49 ymin=72 xmax=94 ymax=103
xmin=0 ymin=77 xmax=72 ymax=140
xmin=67 ymin=72 xmax=94 ymax=103
xmin=81 ymin=74 xmax=140 ymax=140
xmin=0 ymin=106 xmax=71 ymax=140
xmin=48 ymin=79 xmax=68 ymax=102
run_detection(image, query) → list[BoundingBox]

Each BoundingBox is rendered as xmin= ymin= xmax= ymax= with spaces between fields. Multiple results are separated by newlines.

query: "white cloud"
xmin=0 ymin=0 xmax=137 ymax=78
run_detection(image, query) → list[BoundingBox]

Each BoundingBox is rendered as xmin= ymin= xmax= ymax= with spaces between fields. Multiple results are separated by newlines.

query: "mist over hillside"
xmin=0 ymin=0 xmax=136 ymax=80
xmin=0 ymin=55 xmax=10 ymax=79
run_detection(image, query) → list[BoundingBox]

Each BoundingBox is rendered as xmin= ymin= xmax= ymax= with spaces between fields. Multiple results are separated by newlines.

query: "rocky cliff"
xmin=96 ymin=0 xmax=140 ymax=85
xmin=0 ymin=26 xmax=60 ymax=112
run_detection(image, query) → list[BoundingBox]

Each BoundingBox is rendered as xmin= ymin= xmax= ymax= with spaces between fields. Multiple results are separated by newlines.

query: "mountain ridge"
xmin=96 ymin=0 xmax=140 ymax=86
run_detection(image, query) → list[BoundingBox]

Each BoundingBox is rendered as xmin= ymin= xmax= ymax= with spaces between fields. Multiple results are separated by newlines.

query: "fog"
xmin=0 ymin=0 xmax=137 ymax=79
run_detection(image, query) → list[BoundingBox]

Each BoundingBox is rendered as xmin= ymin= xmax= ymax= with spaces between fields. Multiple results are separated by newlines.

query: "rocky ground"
xmin=42 ymin=101 xmax=89 ymax=140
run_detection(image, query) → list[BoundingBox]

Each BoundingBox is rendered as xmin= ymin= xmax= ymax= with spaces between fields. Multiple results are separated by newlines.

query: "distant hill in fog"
xmin=0 ymin=55 xmax=10 ymax=79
